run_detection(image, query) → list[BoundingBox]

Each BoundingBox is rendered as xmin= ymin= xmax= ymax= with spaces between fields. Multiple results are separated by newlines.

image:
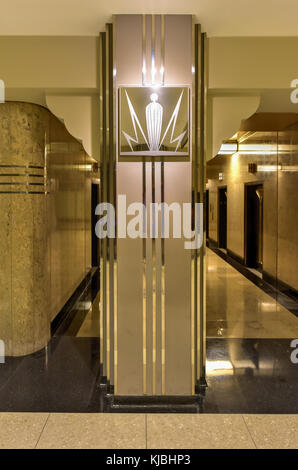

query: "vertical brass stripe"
xmin=161 ymin=161 xmax=165 ymax=394
xmin=151 ymin=14 xmax=156 ymax=86
xmin=111 ymin=19 xmax=118 ymax=395
xmin=191 ymin=22 xmax=195 ymax=396
xmin=192 ymin=23 xmax=203 ymax=394
xmin=100 ymin=31 xmax=108 ymax=376
xmin=199 ymin=32 xmax=207 ymax=381
xmin=142 ymin=162 xmax=147 ymax=395
xmin=152 ymin=161 xmax=157 ymax=395
xmin=105 ymin=24 xmax=111 ymax=383
xmin=142 ymin=15 xmax=146 ymax=86
xmin=106 ymin=23 xmax=115 ymax=384
xmin=106 ymin=258 xmax=110 ymax=381
xmin=99 ymin=33 xmax=104 ymax=365
xmin=161 ymin=15 xmax=165 ymax=86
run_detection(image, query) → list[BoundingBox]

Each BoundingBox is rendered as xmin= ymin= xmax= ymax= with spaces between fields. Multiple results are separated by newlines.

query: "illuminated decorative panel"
xmin=119 ymin=86 xmax=189 ymax=157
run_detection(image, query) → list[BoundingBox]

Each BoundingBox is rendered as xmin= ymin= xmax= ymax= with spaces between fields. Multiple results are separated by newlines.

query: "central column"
xmin=99 ymin=14 xmax=206 ymax=402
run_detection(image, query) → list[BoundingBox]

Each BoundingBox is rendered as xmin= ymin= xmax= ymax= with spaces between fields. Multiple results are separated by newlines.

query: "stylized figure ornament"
xmin=146 ymin=93 xmax=163 ymax=151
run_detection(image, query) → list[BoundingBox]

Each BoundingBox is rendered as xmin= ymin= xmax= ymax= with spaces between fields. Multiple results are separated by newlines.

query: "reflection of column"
xmin=146 ymin=93 xmax=163 ymax=151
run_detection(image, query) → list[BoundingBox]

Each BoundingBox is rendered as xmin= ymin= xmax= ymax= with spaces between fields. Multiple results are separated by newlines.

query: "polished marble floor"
xmin=206 ymin=248 xmax=298 ymax=338
xmin=0 ymin=412 xmax=298 ymax=449
xmin=0 ymin=252 xmax=297 ymax=413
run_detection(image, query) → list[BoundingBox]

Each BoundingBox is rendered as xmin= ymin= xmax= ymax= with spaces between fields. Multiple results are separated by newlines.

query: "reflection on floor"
xmin=206 ymin=248 xmax=298 ymax=338
xmin=0 ymin=255 xmax=297 ymax=413
xmin=77 ymin=291 xmax=100 ymax=338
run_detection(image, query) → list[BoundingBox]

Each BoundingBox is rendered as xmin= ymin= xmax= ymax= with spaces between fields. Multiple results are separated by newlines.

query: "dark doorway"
xmin=91 ymin=183 xmax=100 ymax=267
xmin=245 ymin=183 xmax=263 ymax=269
xmin=218 ymin=187 xmax=227 ymax=249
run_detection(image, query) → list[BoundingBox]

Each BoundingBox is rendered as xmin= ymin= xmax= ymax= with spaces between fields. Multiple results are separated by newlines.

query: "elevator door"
xmin=245 ymin=183 xmax=263 ymax=269
xmin=218 ymin=187 xmax=227 ymax=249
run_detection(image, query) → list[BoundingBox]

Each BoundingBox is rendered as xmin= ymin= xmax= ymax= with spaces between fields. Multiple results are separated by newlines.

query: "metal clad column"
xmin=99 ymin=14 xmax=206 ymax=400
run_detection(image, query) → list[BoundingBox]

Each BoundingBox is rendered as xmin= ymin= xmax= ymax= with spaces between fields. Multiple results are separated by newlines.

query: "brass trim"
xmin=161 ymin=161 xmax=165 ymax=395
xmin=191 ymin=23 xmax=201 ymax=394
xmin=106 ymin=22 xmax=115 ymax=385
xmin=142 ymin=162 xmax=147 ymax=395
xmin=112 ymin=19 xmax=118 ymax=396
xmin=191 ymin=24 xmax=207 ymax=392
xmin=152 ymin=161 xmax=157 ymax=395
xmin=151 ymin=15 xmax=156 ymax=86
xmin=161 ymin=15 xmax=165 ymax=86
xmin=99 ymin=31 xmax=107 ymax=377
xmin=0 ymin=191 xmax=48 ymax=194
xmin=198 ymin=32 xmax=207 ymax=382
xmin=0 ymin=164 xmax=44 ymax=169
xmin=142 ymin=15 xmax=146 ymax=86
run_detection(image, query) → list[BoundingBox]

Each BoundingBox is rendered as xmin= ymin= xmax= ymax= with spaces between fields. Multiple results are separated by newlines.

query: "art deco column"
xmin=99 ymin=14 xmax=207 ymax=407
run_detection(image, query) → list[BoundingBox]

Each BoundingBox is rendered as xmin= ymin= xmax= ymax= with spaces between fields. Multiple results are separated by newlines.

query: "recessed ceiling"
xmin=0 ymin=0 xmax=298 ymax=36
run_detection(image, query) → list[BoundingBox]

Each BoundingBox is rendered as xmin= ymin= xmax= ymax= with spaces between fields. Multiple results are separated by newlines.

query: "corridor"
xmin=206 ymin=249 xmax=298 ymax=338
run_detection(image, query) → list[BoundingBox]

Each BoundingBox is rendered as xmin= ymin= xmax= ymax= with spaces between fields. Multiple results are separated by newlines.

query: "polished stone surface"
xmin=0 ymin=261 xmax=298 ymax=413
xmin=0 ymin=413 xmax=49 ymax=449
xmin=147 ymin=414 xmax=255 ymax=449
xmin=202 ymin=338 xmax=298 ymax=413
xmin=36 ymin=413 xmax=146 ymax=449
xmin=0 ymin=102 xmax=95 ymax=356
xmin=0 ymin=337 xmax=101 ymax=412
xmin=243 ymin=414 xmax=298 ymax=449
xmin=206 ymin=248 xmax=298 ymax=338
xmin=1 ymin=412 xmax=297 ymax=449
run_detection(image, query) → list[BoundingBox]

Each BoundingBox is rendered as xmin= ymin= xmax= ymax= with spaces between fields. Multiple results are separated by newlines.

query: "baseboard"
xmin=263 ymin=270 xmax=298 ymax=301
xmin=207 ymin=237 xmax=218 ymax=248
xmin=106 ymin=394 xmax=203 ymax=413
xmin=227 ymin=248 xmax=245 ymax=266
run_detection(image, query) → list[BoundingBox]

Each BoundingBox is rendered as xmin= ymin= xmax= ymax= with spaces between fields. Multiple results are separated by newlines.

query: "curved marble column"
xmin=0 ymin=102 xmax=94 ymax=356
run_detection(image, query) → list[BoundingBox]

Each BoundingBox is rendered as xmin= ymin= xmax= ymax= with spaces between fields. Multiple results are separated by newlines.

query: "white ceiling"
xmin=0 ymin=0 xmax=298 ymax=36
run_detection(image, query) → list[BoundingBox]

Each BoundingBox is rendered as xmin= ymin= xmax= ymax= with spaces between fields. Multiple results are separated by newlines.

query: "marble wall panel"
xmin=0 ymin=102 xmax=94 ymax=356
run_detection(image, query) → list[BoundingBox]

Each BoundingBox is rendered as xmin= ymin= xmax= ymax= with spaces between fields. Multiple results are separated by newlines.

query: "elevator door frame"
xmin=244 ymin=181 xmax=264 ymax=269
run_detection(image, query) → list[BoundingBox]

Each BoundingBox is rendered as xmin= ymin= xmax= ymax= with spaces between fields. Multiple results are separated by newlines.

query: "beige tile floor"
xmin=0 ymin=413 xmax=298 ymax=449
xmin=206 ymin=248 xmax=298 ymax=338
